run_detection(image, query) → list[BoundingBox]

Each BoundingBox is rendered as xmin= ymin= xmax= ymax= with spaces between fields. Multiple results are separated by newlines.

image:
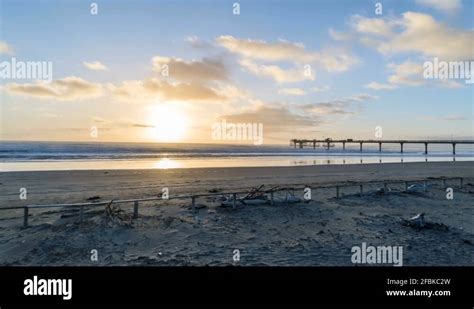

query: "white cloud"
xmin=217 ymin=35 xmax=316 ymax=63
xmin=365 ymin=82 xmax=398 ymax=90
xmin=354 ymin=12 xmax=474 ymax=60
xmin=83 ymin=61 xmax=107 ymax=71
xmin=240 ymin=59 xmax=314 ymax=83
xmin=216 ymin=35 xmax=358 ymax=82
xmin=278 ymin=86 xmax=330 ymax=95
xmin=415 ymin=0 xmax=462 ymax=13
xmin=351 ymin=15 xmax=395 ymax=37
xmin=278 ymin=88 xmax=307 ymax=96
xmin=366 ymin=60 xmax=465 ymax=90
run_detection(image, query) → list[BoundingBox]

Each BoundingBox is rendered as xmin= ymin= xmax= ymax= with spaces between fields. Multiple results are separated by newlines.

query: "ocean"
xmin=1 ymin=141 xmax=473 ymax=171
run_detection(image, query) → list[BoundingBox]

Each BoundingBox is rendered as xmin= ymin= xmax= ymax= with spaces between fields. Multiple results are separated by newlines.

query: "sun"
xmin=148 ymin=104 xmax=188 ymax=142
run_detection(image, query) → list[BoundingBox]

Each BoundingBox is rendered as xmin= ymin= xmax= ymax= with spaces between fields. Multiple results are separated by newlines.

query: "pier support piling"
xmin=23 ymin=207 xmax=29 ymax=228
xmin=359 ymin=142 xmax=363 ymax=152
xmin=452 ymin=143 xmax=456 ymax=155
xmin=133 ymin=201 xmax=139 ymax=218
xmin=378 ymin=142 xmax=382 ymax=152
xmin=400 ymin=142 xmax=404 ymax=153
xmin=424 ymin=143 xmax=428 ymax=155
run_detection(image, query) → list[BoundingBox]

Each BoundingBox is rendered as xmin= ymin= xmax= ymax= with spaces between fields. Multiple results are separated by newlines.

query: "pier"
xmin=290 ymin=139 xmax=474 ymax=155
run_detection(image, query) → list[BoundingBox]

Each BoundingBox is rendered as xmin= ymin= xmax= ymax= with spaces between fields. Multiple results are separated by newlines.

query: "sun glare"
xmin=148 ymin=104 xmax=188 ymax=142
xmin=153 ymin=158 xmax=181 ymax=169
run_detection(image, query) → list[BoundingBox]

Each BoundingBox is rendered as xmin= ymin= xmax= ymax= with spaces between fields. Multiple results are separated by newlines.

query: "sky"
xmin=0 ymin=0 xmax=473 ymax=144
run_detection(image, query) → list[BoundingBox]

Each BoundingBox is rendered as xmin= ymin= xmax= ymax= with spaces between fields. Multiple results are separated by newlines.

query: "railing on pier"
xmin=290 ymin=139 xmax=474 ymax=154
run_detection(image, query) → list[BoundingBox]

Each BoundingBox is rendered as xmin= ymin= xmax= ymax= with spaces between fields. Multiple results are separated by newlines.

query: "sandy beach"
xmin=0 ymin=161 xmax=473 ymax=266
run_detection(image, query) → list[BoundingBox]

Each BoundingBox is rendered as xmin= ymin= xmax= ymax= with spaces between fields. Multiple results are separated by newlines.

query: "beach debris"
xmin=406 ymin=183 xmax=433 ymax=193
xmin=86 ymin=196 xmax=101 ymax=201
xmin=103 ymin=200 xmax=133 ymax=227
xmin=400 ymin=213 xmax=449 ymax=231
xmin=220 ymin=185 xmax=271 ymax=207
xmin=208 ymin=188 xmax=221 ymax=193
xmin=375 ymin=187 xmax=392 ymax=195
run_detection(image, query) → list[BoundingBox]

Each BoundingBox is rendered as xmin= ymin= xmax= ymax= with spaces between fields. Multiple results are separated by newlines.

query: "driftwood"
xmin=103 ymin=200 xmax=133 ymax=227
xmin=400 ymin=213 xmax=449 ymax=231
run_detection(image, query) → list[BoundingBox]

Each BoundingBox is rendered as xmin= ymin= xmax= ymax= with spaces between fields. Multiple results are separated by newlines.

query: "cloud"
xmin=0 ymin=41 xmax=13 ymax=55
xmin=366 ymin=60 xmax=465 ymax=90
xmin=350 ymin=15 xmax=395 ymax=37
xmin=442 ymin=115 xmax=467 ymax=121
xmin=387 ymin=61 xmax=426 ymax=86
xmin=240 ymin=59 xmax=313 ymax=83
xmin=152 ymin=56 xmax=228 ymax=82
xmin=91 ymin=116 xmax=110 ymax=123
xmin=110 ymin=54 xmax=234 ymax=103
xmin=3 ymin=76 xmax=103 ymax=101
xmin=132 ymin=123 xmax=156 ymax=128
xmin=184 ymin=36 xmax=214 ymax=49
xmin=217 ymin=35 xmax=316 ymax=63
xmin=415 ymin=0 xmax=462 ymax=13
xmin=109 ymin=78 xmax=227 ymax=102
xmin=219 ymin=103 xmax=321 ymax=131
xmin=301 ymin=93 xmax=378 ymax=115
xmin=216 ymin=35 xmax=358 ymax=82
xmin=278 ymin=88 xmax=307 ymax=96
xmin=328 ymin=28 xmax=352 ymax=41
xmin=353 ymin=12 xmax=474 ymax=60
xmin=365 ymin=82 xmax=398 ymax=90
xmin=83 ymin=61 xmax=107 ymax=71
xmin=278 ymin=86 xmax=330 ymax=96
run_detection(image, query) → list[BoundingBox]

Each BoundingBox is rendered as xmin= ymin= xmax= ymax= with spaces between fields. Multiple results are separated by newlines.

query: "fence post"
xmin=23 ymin=207 xmax=29 ymax=228
xmin=133 ymin=201 xmax=139 ymax=218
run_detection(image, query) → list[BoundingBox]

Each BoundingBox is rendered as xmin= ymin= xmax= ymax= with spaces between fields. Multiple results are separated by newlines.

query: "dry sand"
xmin=0 ymin=161 xmax=473 ymax=266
